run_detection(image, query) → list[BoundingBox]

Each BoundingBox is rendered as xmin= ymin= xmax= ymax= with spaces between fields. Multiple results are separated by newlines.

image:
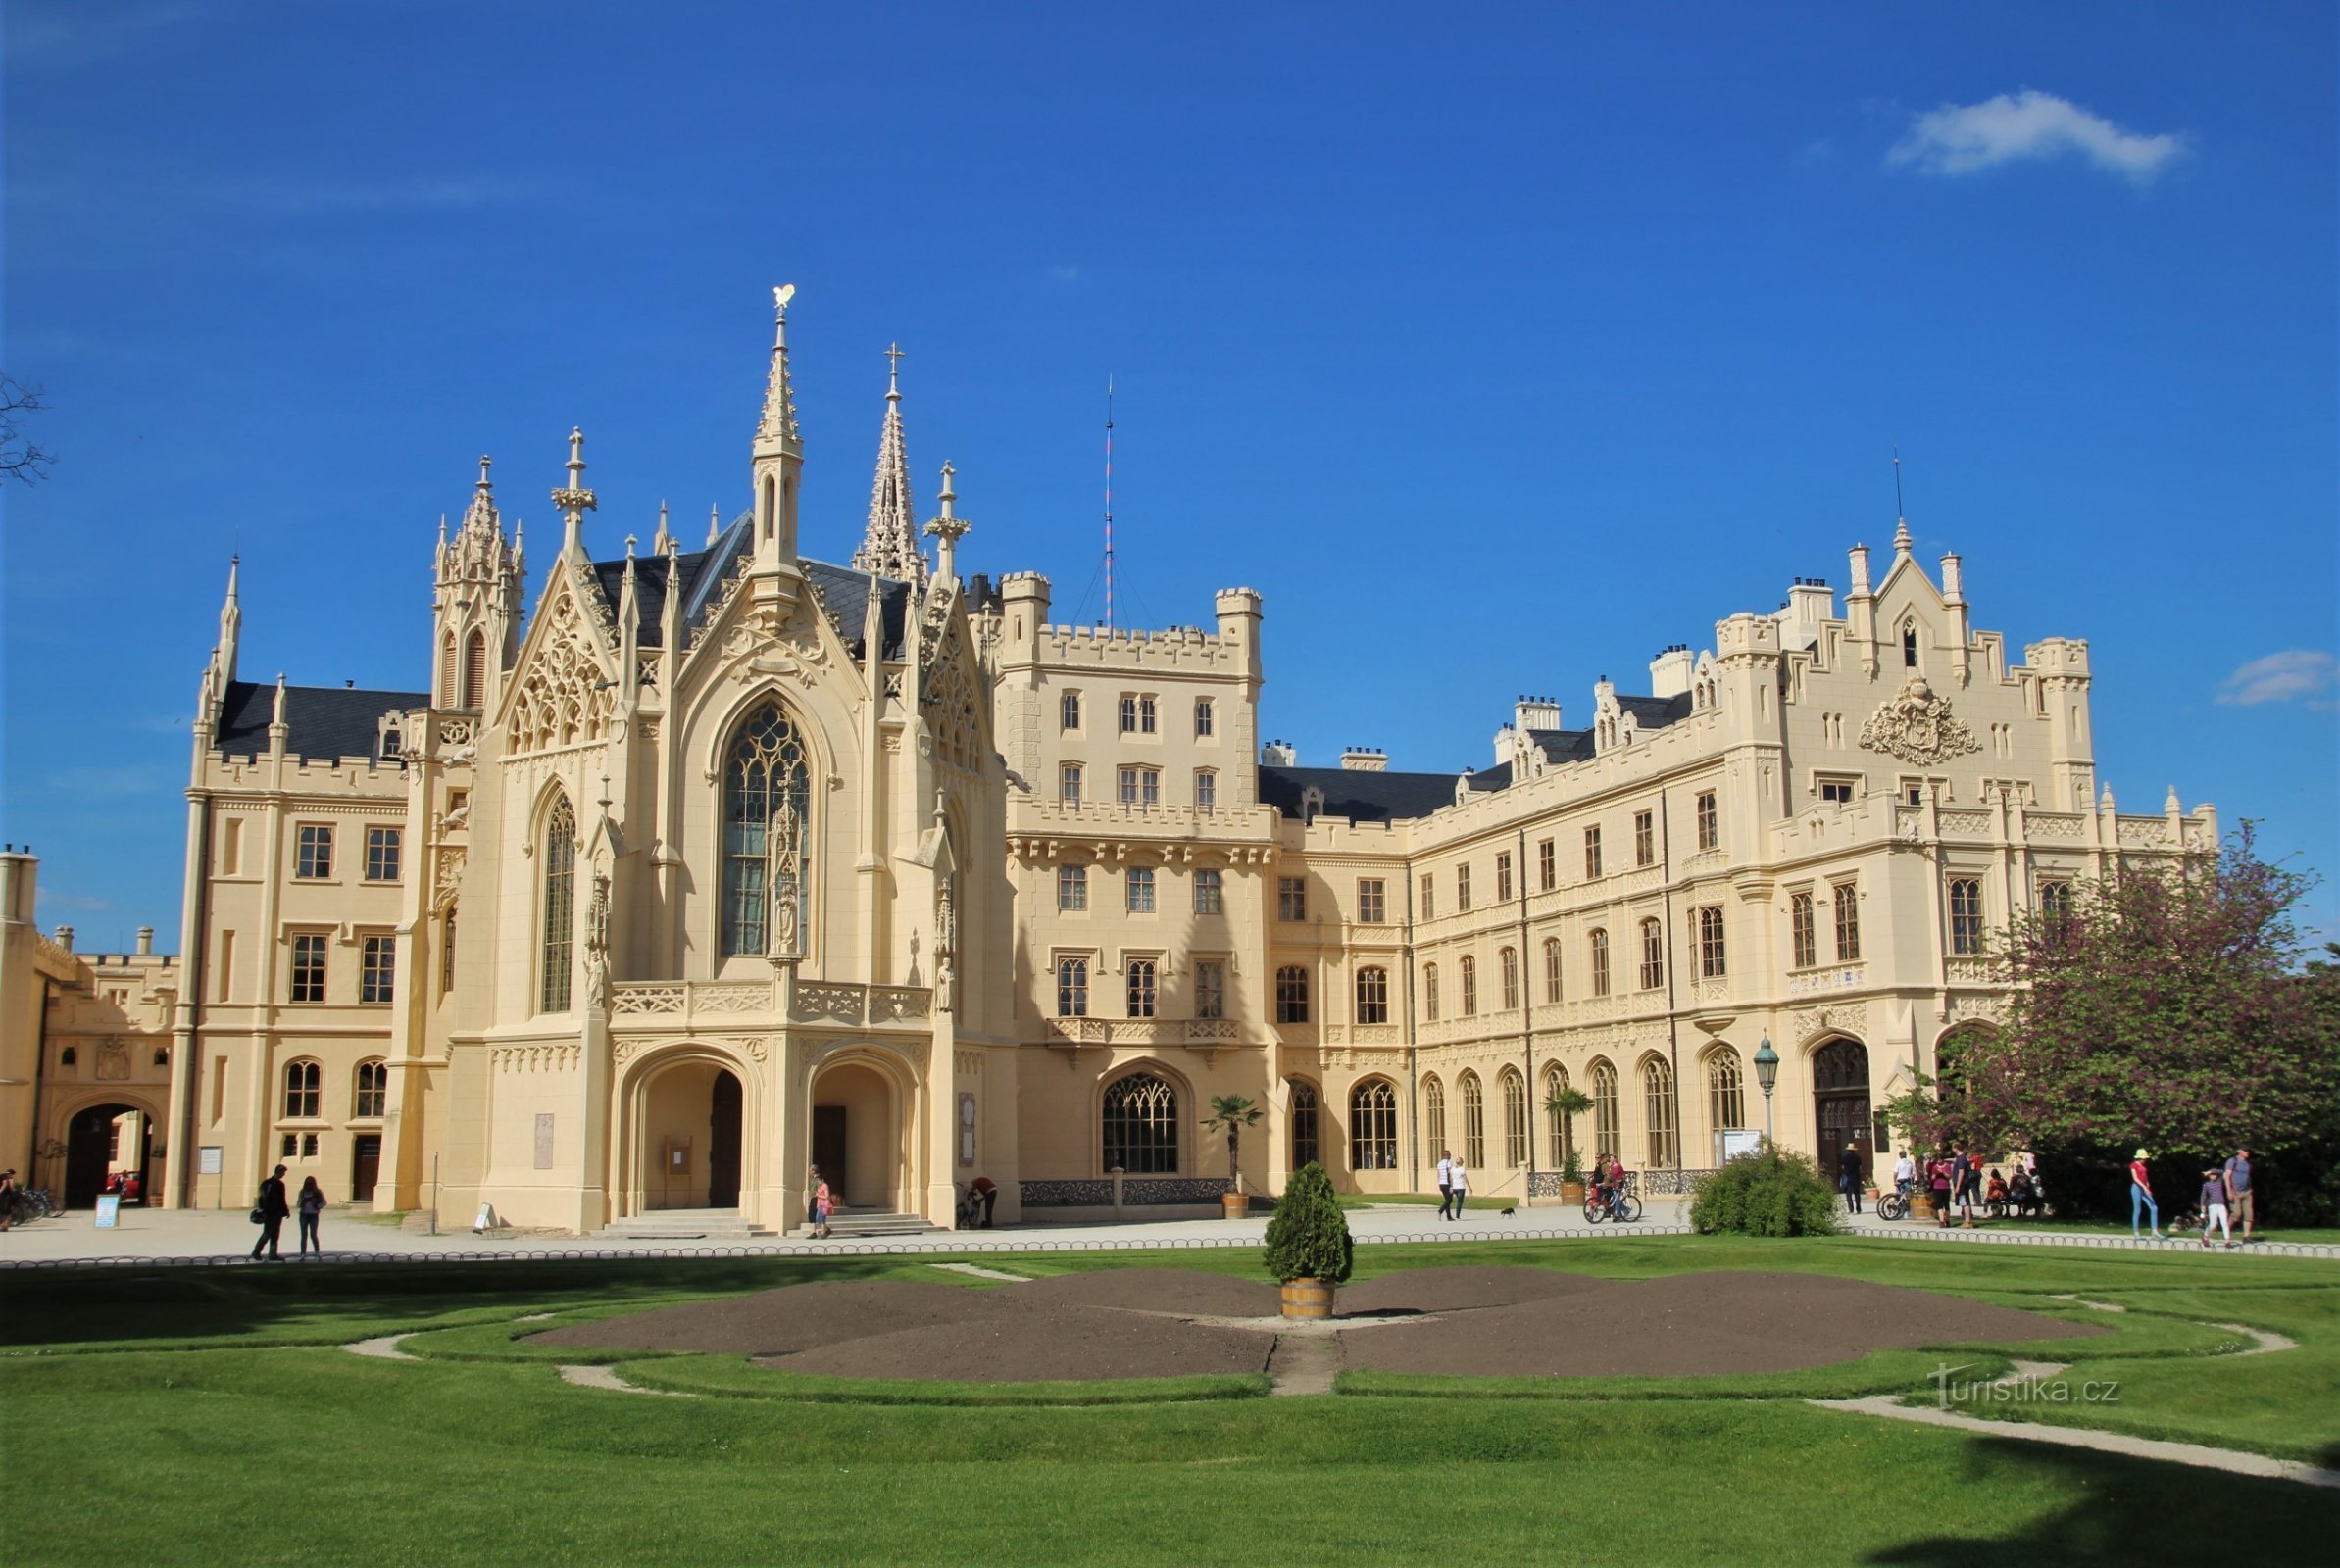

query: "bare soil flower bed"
xmin=527 ymin=1265 xmax=2100 ymax=1384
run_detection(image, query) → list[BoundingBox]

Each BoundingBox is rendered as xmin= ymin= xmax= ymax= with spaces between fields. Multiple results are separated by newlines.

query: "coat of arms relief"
xmin=1857 ymin=674 xmax=1981 ymax=766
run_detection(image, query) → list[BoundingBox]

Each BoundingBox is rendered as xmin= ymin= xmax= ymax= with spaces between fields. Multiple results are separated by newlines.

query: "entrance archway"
xmin=635 ymin=1058 xmax=745 ymax=1211
xmin=64 ymin=1102 xmax=152 ymax=1208
xmin=1811 ymin=1038 xmax=1871 ymax=1177
xmin=809 ymin=1058 xmax=904 ymax=1213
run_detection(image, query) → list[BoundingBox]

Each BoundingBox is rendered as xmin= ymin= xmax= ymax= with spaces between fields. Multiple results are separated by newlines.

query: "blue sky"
xmin=6 ymin=2 xmax=2335 ymax=949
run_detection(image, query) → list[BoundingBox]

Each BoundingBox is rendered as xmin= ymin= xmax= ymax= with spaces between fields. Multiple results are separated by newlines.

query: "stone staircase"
xmin=786 ymin=1206 xmax=941 ymax=1240
xmin=593 ymin=1207 xmax=776 ymax=1242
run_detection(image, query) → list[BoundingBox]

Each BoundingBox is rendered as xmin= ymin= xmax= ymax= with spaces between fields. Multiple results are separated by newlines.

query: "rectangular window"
xmin=1126 ymin=958 xmax=1158 ymax=1018
xmin=1460 ymin=957 xmax=1478 ymax=1016
xmin=1060 ymin=763 xmax=1083 ymax=806
xmin=1543 ymin=939 xmax=1563 ymax=1004
xmin=1194 ymin=959 xmax=1225 ymax=1018
xmin=1589 ymin=930 xmax=1611 ymax=997
xmin=1119 ymin=767 xmax=1140 ymax=805
xmin=1634 ymin=810 xmax=1655 ymax=867
xmin=289 ymin=933 xmax=327 ymax=1003
xmin=1278 ymin=877 xmax=1307 ymax=921
xmin=1833 ymin=883 xmax=1862 ymax=961
xmin=1139 ymin=695 xmax=1157 ymax=733
xmin=281 ymin=1133 xmax=298 ymax=1158
xmin=1818 ymin=776 xmax=1857 ymax=805
xmin=1695 ymin=791 xmax=1718 ymax=852
xmin=1056 ymin=956 xmax=1089 ymax=1017
xmin=1456 ymin=863 xmax=1472 ymax=912
xmin=1949 ymin=878 xmax=1984 ymax=956
xmin=1126 ymin=867 xmax=1157 ymax=913
xmin=1057 ymin=864 xmax=1089 ymax=911
xmin=1061 ymin=690 xmax=1082 ymax=731
xmin=1355 ymin=966 xmax=1389 ymax=1024
xmin=1697 ymin=906 xmax=1726 ymax=978
xmin=1790 ymin=892 xmax=1817 ymax=968
xmin=1193 ymin=867 xmax=1223 ymax=915
xmin=1357 ymin=878 xmax=1386 ymax=924
xmin=1193 ymin=698 xmax=1215 ymax=737
xmin=1275 ymin=966 xmax=1310 ymax=1024
xmin=295 ymin=824 xmax=333 ymax=880
xmin=1583 ymin=826 xmax=1602 ymax=880
xmin=360 ymin=934 xmax=396 ymax=1004
xmin=365 ymin=826 xmax=402 ymax=883
xmin=220 ymin=817 xmax=243 ymax=876
xmin=1419 ymin=873 xmax=1435 ymax=920
xmin=439 ymin=909 xmax=457 ymax=994
xmin=1140 ymin=768 xmax=1161 ymax=807
xmin=211 ymin=1056 xmax=227 ymax=1124
xmin=1495 ymin=853 xmax=1514 ymax=903
xmin=1194 ymin=770 xmax=1217 ymax=812
xmin=1537 ymin=839 xmax=1555 ymax=892
xmin=1119 ymin=695 xmax=1138 ymax=733
xmin=1639 ymin=920 xmax=1664 ymax=990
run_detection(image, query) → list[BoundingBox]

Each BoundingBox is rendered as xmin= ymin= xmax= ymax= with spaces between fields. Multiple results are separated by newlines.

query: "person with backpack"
xmin=250 ymin=1164 xmax=290 ymax=1262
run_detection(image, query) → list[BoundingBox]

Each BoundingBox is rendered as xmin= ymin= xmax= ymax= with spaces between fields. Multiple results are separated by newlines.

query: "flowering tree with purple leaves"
xmin=1895 ymin=825 xmax=2338 ymax=1217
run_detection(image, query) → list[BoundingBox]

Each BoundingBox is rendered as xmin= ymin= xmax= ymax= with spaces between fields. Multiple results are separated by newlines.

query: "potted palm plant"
xmin=1264 ymin=1160 xmax=1352 ymax=1317
xmin=1545 ymin=1085 xmax=1593 ymax=1203
xmin=1203 ymin=1095 xmax=1263 ymax=1218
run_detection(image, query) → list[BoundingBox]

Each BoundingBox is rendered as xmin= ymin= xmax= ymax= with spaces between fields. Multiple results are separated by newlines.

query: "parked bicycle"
xmin=1583 ymin=1174 xmax=1642 ymax=1225
xmin=7 ymin=1188 xmax=58 ymax=1224
xmin=1875 ymin=1186 xmax=1912 ymax=1221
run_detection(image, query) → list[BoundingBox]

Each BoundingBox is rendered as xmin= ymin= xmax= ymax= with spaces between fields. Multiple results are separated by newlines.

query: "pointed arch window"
xmin=1642 ymin=1056 xmax=1678 ymax=1168
xmin=1350 ymin=1079 xmax=1398 ymax=1170
xmin=1706 ymin=1047 xmax=1745 ymax=1136
xmin=1542 ymin=1063 xmax=1571 ymax=1167
xmin=1423 ymin=1073 xmax=1446 ymax=1154
xmin=1102 ymin=1072 xmax=1179 ymax=1174
xmin=1500 ymin=1067 xmax=1527 ymax=1168
xmin=721 ymin=702 xmax=813 ymax=956
xmin=1460 ymin=1071 xmax=1486 ymax=1167
xmin=439 ymin=632 xmax=457 ymax=708
xmin=539 ymin=794 xmax=575 ymax=1013
xmin=1289 ymin=1080 xmax=1320 ymax=1169
xmin=462 ymin=628 xmax=487 ymax=710
xmin=1591 ymin=1060 xmax=1620 ymax=1160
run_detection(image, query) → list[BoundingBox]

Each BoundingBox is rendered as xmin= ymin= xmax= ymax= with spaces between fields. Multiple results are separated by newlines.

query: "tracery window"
xmin=1697 ymin=905 xmax=1726 ymax=978
xmin=1459 ymin=955 xmax=1478 ymax=1016
xmin=1102 ymin=1073 xmax=1178 ymax=1173
xmin=1499 ymin=946 xmax=1519 ymax=1010
xmin=1706 ymin=1048 xmax=1745 ymax=1135
xmin=1423 ymin=1074 xmax=1446 ymax=1154
xmin=1422 ymin=962 xmax=1440 ymax=1022
xmin=1589 ymin=928 xmax=1611 ymax=997
xmin=1275 ymin=965 xmax=1310 ymax=1024
xmin=1543 ymin=937 xmax=1563 ymax=1004
xmin=1791 ymin=892 xmax=1817 ymax=968
xmin=282 ymin=1059 xmax=322 ymax=1120
xmin=1355 ymin=965 xmax=1389 ymax=1025
xmin=1126 ymin=958 xmax=1158 ymax=1018
xmin=540 ymin=793 xmax=575 ymax=1013
xmin=1460 ymin=1071 xmax=1486 ymax=1168
xmin=1638 ymin=917 xmax=1664 ymax=990
xmin=1056 ymin=956 xmax=1089 ymax=1017
xmin=355 ymin=1059 xmax=388 ymax=1119
xmin=1949 ymin=878 xmax=1984 ymax=956
xmin=1350 ymin=1079 xmax=1398 ymax=1171
xmin=1501 ymin=1067 xmax=1527 ymax=1168
xmin=1643 ymin=1056 xmax=1678 ymax=1167
xmin=1289 ymin=1080 xmax=1319 ymax=1169
xmin=720 ymin=703 xmax=812 ymax=957
xmin=1542 ymin=1063 xmax=1571 ymax=1166
xmin=1832 ymin=882 xmax=1862 ymax=961
xmin=1591 ymin=1059 xmax=1619 ymax=1160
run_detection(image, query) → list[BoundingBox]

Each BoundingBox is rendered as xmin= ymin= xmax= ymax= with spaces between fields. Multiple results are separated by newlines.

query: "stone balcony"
xmin=1041 ymin=1015 xmax=1252 ymax=1062
xmin=608 ymin=978 xmax=932 ymax=1031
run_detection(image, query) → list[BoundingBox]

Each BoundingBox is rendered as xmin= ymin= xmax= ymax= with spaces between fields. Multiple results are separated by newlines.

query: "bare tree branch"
xmin=2 ymin=374 xmax=54 ymax=484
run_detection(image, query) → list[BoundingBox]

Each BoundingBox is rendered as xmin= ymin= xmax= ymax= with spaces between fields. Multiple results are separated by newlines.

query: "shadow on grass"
xmin=1865 ymin=1435 xmax=2339 ymax=1563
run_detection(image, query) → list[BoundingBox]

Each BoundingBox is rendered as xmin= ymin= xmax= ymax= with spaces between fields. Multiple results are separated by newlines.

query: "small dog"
xmin=1499 ymin=1205 xmax=1516 ymax=1216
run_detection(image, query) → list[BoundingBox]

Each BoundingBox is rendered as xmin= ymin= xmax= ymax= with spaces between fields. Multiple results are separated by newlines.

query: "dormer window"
xmin=1903 ymin=623 xmax=1918 ymax=668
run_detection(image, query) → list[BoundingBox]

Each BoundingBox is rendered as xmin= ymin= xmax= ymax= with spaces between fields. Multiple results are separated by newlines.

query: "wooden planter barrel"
xmin=1280 ymin=1279 xmax=1334 ymax=1319
xmin=1560 ymin=1181 xmax=1586 ymax=1204
xmin=1221 ymin=1192 xmax=1251 ymax=1220
xmin=1913 ymin=1194 xmax=1938 ymax=1220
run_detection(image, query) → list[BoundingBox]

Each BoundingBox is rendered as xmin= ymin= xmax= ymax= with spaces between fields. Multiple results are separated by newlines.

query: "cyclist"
xmin=1892 ymin=1150 xmax=1916 ymax=1206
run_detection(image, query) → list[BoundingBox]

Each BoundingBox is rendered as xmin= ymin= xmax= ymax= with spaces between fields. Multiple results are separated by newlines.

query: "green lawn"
xmin=5 ymin=1237 xmax=2336 ymax=1565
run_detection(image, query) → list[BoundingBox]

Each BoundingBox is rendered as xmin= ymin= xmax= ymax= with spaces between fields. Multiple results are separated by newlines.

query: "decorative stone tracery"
xmin=506 ymin=588 xmax=617 ymax=754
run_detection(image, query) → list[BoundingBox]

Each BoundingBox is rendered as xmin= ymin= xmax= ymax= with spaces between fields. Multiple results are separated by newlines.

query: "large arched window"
xmin=1460 ymin=956 xmax=1478 ymax=1016
xmin=1706 ymin=1047 xmax=1745 ymax=1138
xmin=281 ymin=1058 xmax=322 ymax=1119
xmin=1591 ymin=1059 xmax=1619 ymax=1160
xmin=1460 ymin=1070 xmax=1486 ymax=1167
xmin=1500 ymin=1066 xmax=1527 ymax=1168
xmin=354 ymin=1059 xmax=388 ymax=1119
xmin=1350 ymin=1079 xmax=1398 ymax=1170
xmin=461 ymin=627 xmax=487 ymax=710
xmin=1499 ymin=947 xmax=1519 ymax=1011
xmin=1643 ymin=1055 xmax=1678 ymax=1168
xmin=539 ymin=793 xmax=575 ymax=1014
xmin=1542 ymin=1063 xmax=1571 ymax=1167
xmin=1355 ymin=966 xmax=1389 ymax=1025
xmin=1102 ymin=1072 xmax=1179 ymax=1174
xmin=721 ymin=702 xmax=812 ymax=956
xmin=1288 ymin=1080 xmax=1320 ymax=1169
xmin=1423 ymin=1074 xmax=1446 ymax=1155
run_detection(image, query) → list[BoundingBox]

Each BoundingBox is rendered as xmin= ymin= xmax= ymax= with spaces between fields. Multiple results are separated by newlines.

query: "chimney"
xmin=55 ymin=924 xmax=75 ymax=953
xmin=1513 ymin=695 xmax=1562 ymax=732
xmin=1260 ymin=739 xmax=1297 ymax=766
xmin=136 ymin=926 xmax=155 ymax=956
xmin=1647 ymin=649 xmax=1694 ymax=700
xmin=1340 ymin=747 xmax=1386 ymax=772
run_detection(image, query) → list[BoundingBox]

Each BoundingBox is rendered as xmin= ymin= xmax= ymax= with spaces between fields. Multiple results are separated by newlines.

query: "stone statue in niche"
xmin=934 ymin=874 xmax=957 ymax=1012
xmin=767 ymin=797 xmax=801 ymax=959
xmin=581 ymin=868 xmax=611 ymax=1001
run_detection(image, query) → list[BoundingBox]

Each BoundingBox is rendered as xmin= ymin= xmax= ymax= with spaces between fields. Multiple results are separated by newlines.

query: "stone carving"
xmin=95 ymin=1039 xmax=131 ymax=1081
xmin=610 ymin=985 xmax=683 ymax=1016
xmin=581 ymin=869 xmax=610 ymax=1003
xmin=1858 ymin=674 xmax=1981 ymax=767
xmin=431 ymin=847 xmax=466 ymax=913
xmin=694 ymin=984 xmax=769 ymax=1013
xmin=933 ymin=874 xmax=957 ymax=1013
xmin=436 ymin=717 xmax=475 ymax=747
xmin=767 ymin=797 xmax=801 ymax=959
xmin=1791 ymin=1002 xmax=1869 ymax=1044
xmin=505 ymin=587 xmax=617 ymax=755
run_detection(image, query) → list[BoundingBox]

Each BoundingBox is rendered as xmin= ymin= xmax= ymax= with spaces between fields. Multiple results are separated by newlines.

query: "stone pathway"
xmin=342 ymin=1334 xmax=419 ymax=1361
xmin=556 ymin=1363 xmax=693 ymax=1396
xmin=1264 ymin=1333 xmax=1343 ymax=1396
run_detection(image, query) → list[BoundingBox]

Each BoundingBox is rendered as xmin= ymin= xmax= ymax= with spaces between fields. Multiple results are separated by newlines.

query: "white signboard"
xmin=198 ymin=1146 xmax=224 ymax=1176
xmin=1716 ymin=1129 xmax=1762 ymax=1164
xmin=94 ymin=1194 xmax=122 ymax=1228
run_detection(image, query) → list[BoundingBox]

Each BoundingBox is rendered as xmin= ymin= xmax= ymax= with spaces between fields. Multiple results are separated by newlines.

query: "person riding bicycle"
xmin=1892 ymin=1151 xmax=1916 ymax=1202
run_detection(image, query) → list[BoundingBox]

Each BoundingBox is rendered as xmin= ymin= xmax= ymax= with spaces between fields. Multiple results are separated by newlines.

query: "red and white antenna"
xmin=1103 ymin=374 xmax=1116 ymax=630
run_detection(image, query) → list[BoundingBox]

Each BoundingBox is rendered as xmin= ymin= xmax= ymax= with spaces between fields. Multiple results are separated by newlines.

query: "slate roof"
xmin=587 ymin=512 xmax=912 ymax=660
xmin=1259 ymin=764 xmax=1461 ymax=824
xmin=1618 ymin=693 xmax=1693 ymax=729
xmin=212 ymin=682 xmax=429 ymax=763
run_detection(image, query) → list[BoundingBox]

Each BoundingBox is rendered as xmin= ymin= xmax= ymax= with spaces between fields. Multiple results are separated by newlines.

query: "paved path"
xmin=5 ymin=1201 xmax=2334 ymax=1268
xmin=1810 ymin=1395 xmax=2340 ymax=1489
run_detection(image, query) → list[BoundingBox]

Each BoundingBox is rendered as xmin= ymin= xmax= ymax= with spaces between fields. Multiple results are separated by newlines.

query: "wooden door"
xmin=708 ymin=1071 xmax=742 ymax=1207
xmin=350 ymin=1135 xmax=381 ymax=1203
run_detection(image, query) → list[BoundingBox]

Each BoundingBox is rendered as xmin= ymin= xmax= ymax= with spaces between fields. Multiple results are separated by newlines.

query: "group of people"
xmin=1863 ymin=1144 xmax=2042 ymax=1227
xmin=2129 ymin=1146 xmax=2255 ymax=1247
xmin=248 ymin=1166 xmax=330 ymax=1260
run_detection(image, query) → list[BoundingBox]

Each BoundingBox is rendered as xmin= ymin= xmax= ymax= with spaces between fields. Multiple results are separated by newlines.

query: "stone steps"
xmin=787 ymin=1208 xmax=940 ymax=1239
xmin=594 ymin=1208 xmax=775 ymax=1241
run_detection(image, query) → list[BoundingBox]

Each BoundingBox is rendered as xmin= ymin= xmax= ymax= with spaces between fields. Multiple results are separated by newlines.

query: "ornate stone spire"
xmin=756 ymin=284 xmax=802 ymax=452
xmin=922 ymin=462 xmax=971 ymax=585
xmin=552 ymin=426 xmax=597 ymax=556
xmin=459 ymin=455 xmax=499 ymax=538
xmin=652 ymin=500 xmax=672 ymax=555
xmin=215 ymin=555 xmax=242 ymax=686
xmin=853 ymin=343 xmax=927 ymax=585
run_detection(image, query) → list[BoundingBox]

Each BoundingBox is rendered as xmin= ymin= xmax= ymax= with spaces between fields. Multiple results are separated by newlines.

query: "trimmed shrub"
xmin=1264 ymin=1161 xmax=1354 ymax=1284
xmin=1690 ymin=1145 xmax=1841 ymax=1237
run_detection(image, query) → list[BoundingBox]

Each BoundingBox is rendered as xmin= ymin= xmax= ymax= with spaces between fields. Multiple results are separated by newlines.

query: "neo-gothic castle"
xmin=2 ymin=291 xmax=2216 ymax=1233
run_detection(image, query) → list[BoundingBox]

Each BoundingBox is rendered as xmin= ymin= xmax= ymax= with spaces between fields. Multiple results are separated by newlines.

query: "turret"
xmin=432 ymin=456 xmax=524 ymax=711
xmin=751 ymin=284 xmax=806 ymax=572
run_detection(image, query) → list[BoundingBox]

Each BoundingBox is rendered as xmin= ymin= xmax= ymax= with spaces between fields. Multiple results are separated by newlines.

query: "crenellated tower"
xmin=432 ymin=457 xmax=525 ymax=711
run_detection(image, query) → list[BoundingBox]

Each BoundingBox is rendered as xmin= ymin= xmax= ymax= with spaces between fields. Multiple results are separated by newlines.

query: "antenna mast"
xmin=1103 ymin=375 xmax=1115 ymax=630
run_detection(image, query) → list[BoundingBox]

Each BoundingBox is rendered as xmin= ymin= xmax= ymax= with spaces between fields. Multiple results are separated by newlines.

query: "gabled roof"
xmin=212 ymin=682 xmax=427 ymax=763
xmin=1617 ymin=693 xmax=1693 ymax=729
xmin=1259 ymin=764 xmax=1461 ymax=824
xmin=585 ymin=513 xmax=913 ymax=660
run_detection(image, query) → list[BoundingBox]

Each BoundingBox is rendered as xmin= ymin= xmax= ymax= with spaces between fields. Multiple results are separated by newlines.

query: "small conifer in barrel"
xmin=1264 ymin=1160 xmax=1353 ymax=1318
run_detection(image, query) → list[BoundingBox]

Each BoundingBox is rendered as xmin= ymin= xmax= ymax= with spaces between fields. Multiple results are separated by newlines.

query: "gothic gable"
xmin=505 ymin=563 xmax=620 ymax=755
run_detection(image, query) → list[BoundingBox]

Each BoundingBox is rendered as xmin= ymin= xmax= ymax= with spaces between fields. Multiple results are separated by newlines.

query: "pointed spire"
xmin=552 ymin=426 xmax=597 ymax=556
xmin=853 ymin=342 xmax=926 ymax=585
xmin=653 ymin=500 xmax=672 ymax=555
xmin=460 ymin=455 xmax=499 ymax=537
xmin=756 ymin=283 xmax=802 ymax=451
xmin=707 ymin=503 xmax=722 ymax=547
xmin=922 ymin=461 xmax=972 ymax=585
xmin=1890 ymin=445 xmax=1913 ymax=558
xmin=216 ymin=555 xmax=243 ymax=686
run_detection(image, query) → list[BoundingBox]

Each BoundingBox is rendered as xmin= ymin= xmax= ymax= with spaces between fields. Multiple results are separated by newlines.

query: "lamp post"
xmin=1754 ymin=1037 xmax=1780 ymax=1146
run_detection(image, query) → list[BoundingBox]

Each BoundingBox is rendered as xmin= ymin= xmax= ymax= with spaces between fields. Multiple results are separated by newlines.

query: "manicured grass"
xmin=625 ymin=1354 xmax=1270 ymax=1405
xmin=6 ymin=1237 xmax=2337 ymax=1563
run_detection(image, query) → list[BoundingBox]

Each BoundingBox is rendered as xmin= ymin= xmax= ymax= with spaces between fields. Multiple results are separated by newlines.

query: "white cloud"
xmin=2216 ymin=650 xmax=2338 ymax=709
xmin=1888 ymin=90 xmax=2186 ymax=183
xmin=1044 ymin=264 xmax=1081 ymax=284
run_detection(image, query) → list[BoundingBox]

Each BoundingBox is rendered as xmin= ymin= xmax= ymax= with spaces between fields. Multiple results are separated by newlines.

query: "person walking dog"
xmin=2222 ymin=1147 xmax=2255 ymax=1243
xmin=2128 ymin=1149 xmax=2163 ymax=1239
xmin=250 ymin=1164 xmax=290 ymax=1261
xmin=296 ymin=1176 xmax=326 ymax=1258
